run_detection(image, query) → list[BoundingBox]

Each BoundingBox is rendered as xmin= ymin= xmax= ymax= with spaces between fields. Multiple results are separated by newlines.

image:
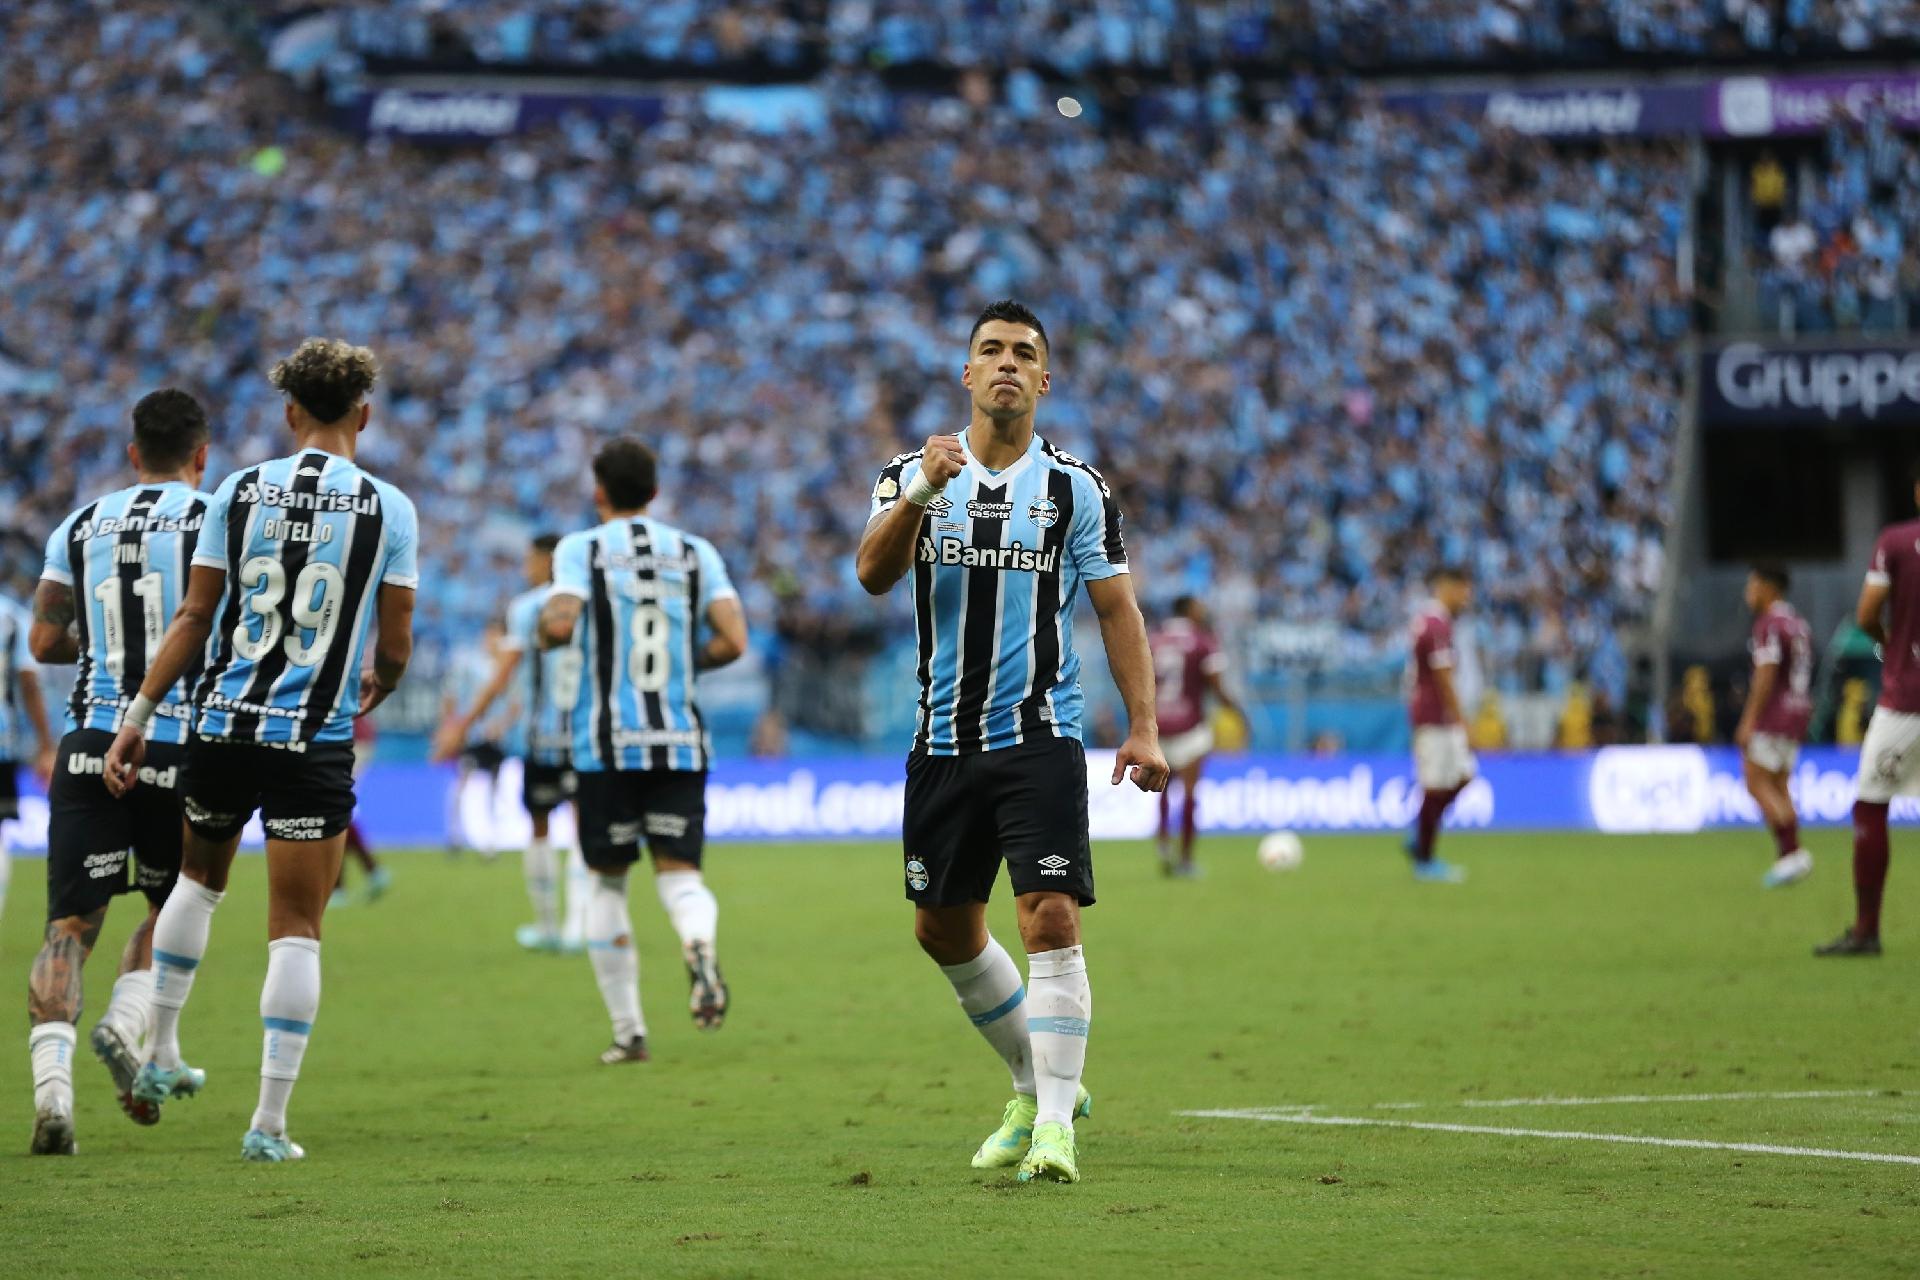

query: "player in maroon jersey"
xmin=1407 ymin=566 xmax=1473 ymax=883
xmin=1149 ymin=597 xmax=1245 ymax=878
xmin=1822 ymin=470 xmax=1920 ymax=955
xmin=1735 ymin=565 xmax=1815 ymax=889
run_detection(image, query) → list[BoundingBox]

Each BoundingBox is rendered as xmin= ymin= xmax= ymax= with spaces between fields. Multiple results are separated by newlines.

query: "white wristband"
xmin=903 ymin=467 xmax=946 ymax=507
xmin=124 ymin=693 xmax=157 ymax=737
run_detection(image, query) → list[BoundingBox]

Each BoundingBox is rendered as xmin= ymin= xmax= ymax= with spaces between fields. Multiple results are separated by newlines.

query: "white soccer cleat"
xmin=1763 ymin=849 xmax=1813 ymax=889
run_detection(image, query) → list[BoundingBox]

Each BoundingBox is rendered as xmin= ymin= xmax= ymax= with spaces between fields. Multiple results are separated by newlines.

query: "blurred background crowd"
xmin=0 ymin=1 xmax=1913 ymax=755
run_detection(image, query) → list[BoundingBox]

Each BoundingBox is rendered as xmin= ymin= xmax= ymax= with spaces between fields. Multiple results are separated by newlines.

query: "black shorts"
xmin=462 ymin=742 xmax=506 ymax=774
xmin=575 ymin=768 xmax=706 ymax=871
xmin=182 ymin=734 xmax=356 ymax=843
xmin=522 ymin=761 xmax=577 ymax=814
xmin=46 ymin=730 xmax=185 ymax=920
xmin=902 ymin=736 xmax=1094 ymax=907
xmin=0 ymin=759 xmax=16 ymax=820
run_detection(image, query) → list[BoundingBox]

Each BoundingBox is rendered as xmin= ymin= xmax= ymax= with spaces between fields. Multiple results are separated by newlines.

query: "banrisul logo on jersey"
xmin=917 ymin=537 xmax=1058 ymax=572
xmin=237 ymin=481 xmax=379 ymax=515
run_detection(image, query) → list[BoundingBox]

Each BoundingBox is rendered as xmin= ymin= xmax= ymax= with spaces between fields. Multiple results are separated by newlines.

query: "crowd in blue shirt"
xmin=309 ymin=0 xmax=1920 ymax=68
xmin=4 ymin=0 xmax=1689 ymax=708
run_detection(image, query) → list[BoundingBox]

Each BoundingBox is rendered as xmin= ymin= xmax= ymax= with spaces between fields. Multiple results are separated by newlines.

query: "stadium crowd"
xmin=1758 ymin=108 xmax=1920 ymax=332
xmin=296 ymin=0 xmax=1920 ymax=69
xmin=2 ymin=0 xmax=1686 ymax=717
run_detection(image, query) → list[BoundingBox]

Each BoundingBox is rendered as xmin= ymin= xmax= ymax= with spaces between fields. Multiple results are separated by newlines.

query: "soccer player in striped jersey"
xmin=22 ymin=389 xmax=212 ymax=1154
xmin=436 ymin=533 xmax=590 ymax=952
xmin=540 ymin=441 xmax=747 ymax=1062
xmin=855 ymin=299 xmax=1169 ymax=1184
xmin=0 ymin=590 xmax=57 ymax=926
xmin=102 ymin=339 xmax=418 ymax=1161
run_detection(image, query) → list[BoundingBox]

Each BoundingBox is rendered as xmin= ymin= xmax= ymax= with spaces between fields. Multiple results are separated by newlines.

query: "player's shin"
xmin=587 ymin=873 xmax=645 ymax=1043
xmin=939 ymin=936 xmax=1034 ymax=1096
xmin=252 ymin=937 xmax=320 ymax=1138
xmin=655 ymin=869 xmax=718 ymax=954
xmin=524 ymin=836 xmax=559 ymax=937
xmin=149 ymin=878 xmax=224 ymax=1069
xmin=1852 ymin=800 xmax=1891 ymax=939
xmin=1026 ymin=945 xmax=1091 ymax=1129
xmin=100 ymin=968 xmax=155 ymax=1047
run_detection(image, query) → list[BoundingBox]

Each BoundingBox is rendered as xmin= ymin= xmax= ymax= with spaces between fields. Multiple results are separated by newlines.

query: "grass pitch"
xmin=3 ymin=829 xmax=1918 ymax=1277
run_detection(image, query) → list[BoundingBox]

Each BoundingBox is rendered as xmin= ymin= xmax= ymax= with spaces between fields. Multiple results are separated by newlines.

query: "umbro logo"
xmin=1037 ymin=855 xmax=1071 ymax=876
xmin=925 ymin=496 xmax=953 ymax=517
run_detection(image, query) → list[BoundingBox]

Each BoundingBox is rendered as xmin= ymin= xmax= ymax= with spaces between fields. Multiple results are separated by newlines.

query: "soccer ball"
xmin=1258 ymin=831 xmax=1304 ymax=872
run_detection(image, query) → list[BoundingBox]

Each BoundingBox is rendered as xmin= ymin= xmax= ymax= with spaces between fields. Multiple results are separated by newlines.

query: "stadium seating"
xmin=0 ymin=0 xmax=1677 ymax=729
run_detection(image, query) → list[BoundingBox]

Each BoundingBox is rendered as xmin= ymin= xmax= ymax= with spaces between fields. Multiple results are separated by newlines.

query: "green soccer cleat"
xmin=241 ymin=1129 xmax=306 ymax=1162
xmin=132 ymin=1061 xmax=206 ymax=1107
xmin=970 ymin=1087 xmax=1093 ymax=1169
xmin=1016 ymin=1121 xmax=1080 ymax=1184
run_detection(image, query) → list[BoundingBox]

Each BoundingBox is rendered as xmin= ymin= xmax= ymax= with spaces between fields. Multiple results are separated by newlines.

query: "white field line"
xmin=1392 ymin=1089 xmax=1890 ymax=1111
xmin=1177 ymin=1107 xmax=1920 ymax=1167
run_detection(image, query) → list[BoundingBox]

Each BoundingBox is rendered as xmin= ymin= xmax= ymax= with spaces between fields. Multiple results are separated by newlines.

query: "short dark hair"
xmin=269 ymin=337 xmax=379 ymax=424
xmin=531 ymin=532 xmax=561 ymax=556
xmin=593 ymin=439 xmax=659 ymax=511
xmin=1171 ymin=595 xmax=1199 ymax=619
xmin=1751 ymin=562 xmax=1790 ymax=593
xmin=969 ymin=299 xmax=1049 ymax=356
xmin=1426 ymin=563 xmax=1471 ymax=587
xmin=130 ymin=388 xmax=210 ymax=471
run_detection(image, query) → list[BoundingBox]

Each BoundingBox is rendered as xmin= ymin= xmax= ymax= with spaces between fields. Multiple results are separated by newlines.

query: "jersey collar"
xmin=961 ymin=427 xmax=1040 ymax=488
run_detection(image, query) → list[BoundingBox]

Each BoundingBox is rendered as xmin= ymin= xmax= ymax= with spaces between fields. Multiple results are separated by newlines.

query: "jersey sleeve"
xmin=869 ymin=451 xmax=922 ymax=522
xmin=1423 ymin=618 xmax=1455 ymax=671
xmin=1751 ymin=618 xmax=1782 ymax=666
xmin=1200 ymin=631 xmax=1228 ymax=675
xmin=551 ymin=532 xmax=592 ymax=601
xmin=191 ymin=473 xmax=237 ymax=571
xmin=39 ymin=509 xmax=80 ymax=587
xmin=1067 ymin=467 xmax=1128 ymax=581
xmin=693 ymin=537 xmax=738 ymax=611
xmin=380 ymin=488 xmax=420 ymax=590
xmin=1868 ymin=529 xmax=1897 ymax=587
xmin=500 ymin=593 xmax=535 ymax=653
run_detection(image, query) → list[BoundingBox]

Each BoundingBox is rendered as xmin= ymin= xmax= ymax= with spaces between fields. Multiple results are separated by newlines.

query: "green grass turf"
xmin=3 ymin=829 xmax=1918 ymax=1278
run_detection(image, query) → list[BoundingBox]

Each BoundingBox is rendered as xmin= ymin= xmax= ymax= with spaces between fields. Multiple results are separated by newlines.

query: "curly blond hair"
xmin=269 ymin=337 xmax=379 ymax=424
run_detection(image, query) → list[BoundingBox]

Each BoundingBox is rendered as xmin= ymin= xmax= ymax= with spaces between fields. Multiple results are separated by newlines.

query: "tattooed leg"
xmin=30 ymin=911 xmax=104 ymax=1027
xmin=119 ymin=904 xmax=159 ymax=977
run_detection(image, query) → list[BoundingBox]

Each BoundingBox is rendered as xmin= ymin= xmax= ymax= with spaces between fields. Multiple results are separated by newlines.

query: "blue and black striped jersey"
xmin=551 ymin=517 xmax=736 ymax=773
xmin=40 ymin=482 xmax=213 ymax=745
xmin=869 ymin=432 xmax=1128 ymax=756
xmin=503 ymin=585 xmax=578 ymax=767
xmin=192 ymin=449 xmax=418 ymax=745
xmin=0 ymin=594 xmax=35 ymax=760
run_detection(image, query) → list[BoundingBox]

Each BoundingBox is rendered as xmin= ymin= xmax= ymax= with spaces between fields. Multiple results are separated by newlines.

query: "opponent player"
xmin=1407 ymin=566 xmax=1473 ymax=883
xmin=855 ymin=300 xmax=1169 ymax=1184
xmin=1822 ymin=467 xmax=1920 ymax=956
xmin=436 ymin=533 xmax=587 ymax=951
xmin=1150 ymin=596 xmax=1245 ymax=878
xmin=102 ymin=338 xmax=417 ymax=1160
xmin=1734 ymin=565 xmax=1814 ymax=889
xmin=22 ymin=388 xmax=210 ymax=1154
xmin=540 ymin=441 xmax=747 ymax=1061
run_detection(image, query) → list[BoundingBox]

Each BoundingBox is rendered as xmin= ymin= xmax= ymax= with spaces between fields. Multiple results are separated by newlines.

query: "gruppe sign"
xmin=0 ymin=747 xmax=1898 ymax=855
xmin=1700 ymin=340 xmax=1920 ymax=428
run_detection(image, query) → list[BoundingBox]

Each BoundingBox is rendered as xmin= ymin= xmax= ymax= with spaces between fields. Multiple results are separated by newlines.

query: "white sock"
xmin=29 ymin=1022 xmax=76 ymax=1115
xmin=149 ymin=878 xmax=224 ymax=1070
xmin=252 ymin=937 xmax=321 ymax=1137
xmin=524 ymin=836 xmax=560 ymax=936
xmin=939 ymin=937 xmax=1034 ymax=1097
xmin=0 ymin=826 xmax=12 ymax=921
xmin=655 ymin=869 xmax=718 ymax=955
xmin=445 ymin=771 xmax=466 ymax=847
xmin=1027 ymin=945 xmax=1092 ymax=1130
xmin=587 ymin=873 xmax=645 ymax=1042
xmin=102 ymin=968 xmax=156 ymax=1046
xmin=562 ymin=847 xmax=591 ymax=945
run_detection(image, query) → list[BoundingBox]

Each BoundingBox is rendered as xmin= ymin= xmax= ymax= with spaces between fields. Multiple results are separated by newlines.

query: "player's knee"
xmin=913 ymin=911 xmax=980 ymax=965
xmin=43 ymin=916 xmax=91 ymax=947
xmin=1016 ymin=894 xmax=1079 ymax=952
